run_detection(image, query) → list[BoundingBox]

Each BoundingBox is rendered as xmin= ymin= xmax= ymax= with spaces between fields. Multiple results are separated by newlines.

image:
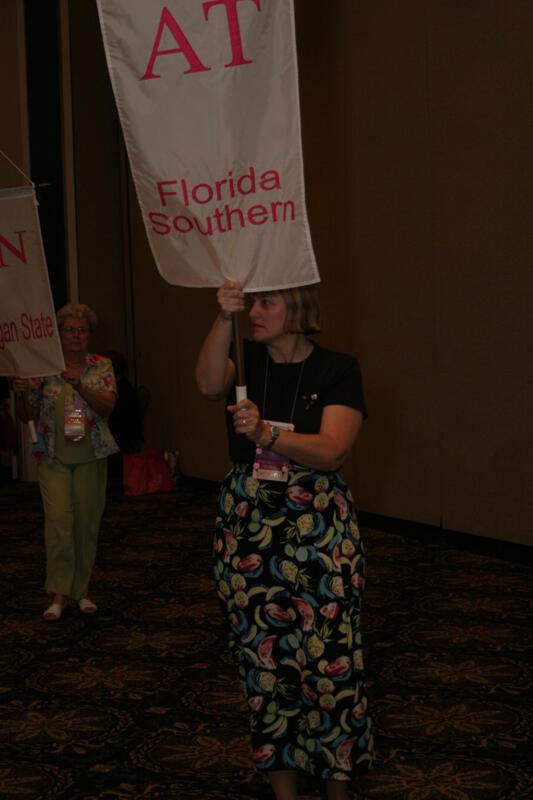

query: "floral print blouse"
xmin=28 ymin=354 xmax=119 ymax=464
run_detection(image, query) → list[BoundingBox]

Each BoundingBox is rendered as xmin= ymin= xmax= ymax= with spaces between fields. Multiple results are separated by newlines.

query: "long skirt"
xmin=214 ymin=464 xmax=374 ymax=782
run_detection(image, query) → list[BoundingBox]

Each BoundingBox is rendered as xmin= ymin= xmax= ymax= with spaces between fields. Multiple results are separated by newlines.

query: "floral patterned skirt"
xmin=214 ymin=464 xmax=374 ymax=781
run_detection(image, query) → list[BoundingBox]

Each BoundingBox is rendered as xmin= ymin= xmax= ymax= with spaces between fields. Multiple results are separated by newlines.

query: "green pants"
xmin=38 ymin=458 xmax=108 ymax=601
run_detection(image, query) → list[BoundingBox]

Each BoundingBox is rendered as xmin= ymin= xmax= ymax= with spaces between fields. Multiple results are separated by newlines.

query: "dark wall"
xmin=0 ymin=1 xmax=28 ymax=188
xmin=24 ymin=0 xmax=68 ymax=309
xmin=68 ymin=0 xmax=130 ymax=358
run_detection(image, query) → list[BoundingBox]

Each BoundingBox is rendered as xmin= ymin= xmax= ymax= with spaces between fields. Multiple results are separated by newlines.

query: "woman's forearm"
xmin=238 ymin=404 xmax=363 ymax=473
xmin=78 ymin=385 xmax=115 ymax=418
xmin=195 ymin=313 xmax=236 ymax=399
xmin=264 ymin=429 xmax=353 ymax=472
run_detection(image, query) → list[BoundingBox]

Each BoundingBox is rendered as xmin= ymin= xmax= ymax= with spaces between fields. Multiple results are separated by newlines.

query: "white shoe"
xmin=78 ymin=598 xmax=98 ymax=614
xmin=43 ymin=602 xmax=65 ymax=621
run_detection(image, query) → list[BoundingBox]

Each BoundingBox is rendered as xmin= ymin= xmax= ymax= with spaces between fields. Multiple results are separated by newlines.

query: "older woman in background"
xmin=14 ymin=303 xmax=118 ymax=620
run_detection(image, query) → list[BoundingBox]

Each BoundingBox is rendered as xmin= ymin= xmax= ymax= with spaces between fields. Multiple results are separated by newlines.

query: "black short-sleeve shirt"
xmin=226 ymin=339 xmax=367 ymax=464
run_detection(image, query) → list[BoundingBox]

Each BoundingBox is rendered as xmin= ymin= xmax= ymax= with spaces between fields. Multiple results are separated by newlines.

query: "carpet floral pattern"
xmin=0 ymin=479 xmax=531 ymax=799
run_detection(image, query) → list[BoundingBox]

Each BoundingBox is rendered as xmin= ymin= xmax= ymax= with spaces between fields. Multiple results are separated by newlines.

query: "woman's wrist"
xmin=258 ymin=421 xmax=280 ymax=448
xmin=253 ymin=421 xmax=269 ymax=447
xmin=219 ymin=310 xmax=233 ymax=322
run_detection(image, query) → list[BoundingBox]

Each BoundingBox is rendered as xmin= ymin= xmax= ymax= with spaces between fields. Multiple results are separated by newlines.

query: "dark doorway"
xmin=24 ymin=0 xmax=67 ymax=309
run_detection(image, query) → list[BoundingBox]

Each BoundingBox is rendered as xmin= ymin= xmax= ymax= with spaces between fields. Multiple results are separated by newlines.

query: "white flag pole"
xmin=232 ymin=314 xmax=247 ymax=402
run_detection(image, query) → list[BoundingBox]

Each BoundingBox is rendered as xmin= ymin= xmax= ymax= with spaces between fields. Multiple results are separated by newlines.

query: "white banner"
xmin=97 ymin=0 xmax=319 ymax=291
xmin=0 ymin=186 xmax=65 ymax=378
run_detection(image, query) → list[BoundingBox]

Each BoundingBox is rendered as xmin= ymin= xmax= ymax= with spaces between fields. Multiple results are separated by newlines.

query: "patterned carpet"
xmin=0 ymin=475 xmax=532 ymax=800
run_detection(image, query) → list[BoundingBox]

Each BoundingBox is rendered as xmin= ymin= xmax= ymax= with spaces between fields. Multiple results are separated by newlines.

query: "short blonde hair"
xmin=56 ymin=303 xmax=98 ymax=332
xmin=281 ymin=284 xmax=322 ymax=334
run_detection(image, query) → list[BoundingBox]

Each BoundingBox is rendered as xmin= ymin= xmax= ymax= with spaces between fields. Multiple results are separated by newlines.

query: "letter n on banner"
xmin=0 ymin=186 xmax=64 ymax=378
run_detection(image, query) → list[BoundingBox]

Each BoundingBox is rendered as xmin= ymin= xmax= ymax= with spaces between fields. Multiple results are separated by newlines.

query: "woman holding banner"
xmin=13 ymin=303 xmax=118 ymax=621
xmin=196 ymin=281 xmax=374 ymax=800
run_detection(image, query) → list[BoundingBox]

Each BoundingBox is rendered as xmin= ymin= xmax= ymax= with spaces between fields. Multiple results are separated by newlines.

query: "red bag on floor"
xmin=122 ymin=450 xmax=173 ymax=496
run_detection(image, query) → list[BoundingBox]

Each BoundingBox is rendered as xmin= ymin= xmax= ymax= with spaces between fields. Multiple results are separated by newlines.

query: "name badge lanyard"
xmin=64 ymin=384 xmax=86 ymax=443
xmin=261 ymin=354 xmax=305 ymax=427
xmin=252 ymin=355 xmax=305 ymax=482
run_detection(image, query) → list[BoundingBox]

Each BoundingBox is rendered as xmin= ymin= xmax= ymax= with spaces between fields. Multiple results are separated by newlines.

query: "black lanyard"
xmin=261 ymin=353 xmax=305 ymax=425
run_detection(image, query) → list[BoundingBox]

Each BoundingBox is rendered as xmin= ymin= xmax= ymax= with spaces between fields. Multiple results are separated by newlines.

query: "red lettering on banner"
xmin=192 ymin=183 xmax=214 ymax=204
xmin=269 ymin=200 xmax=294 ymax=222
xmin=141 ymin=7 xmax=210 ymax=80
xmin=270 ymin=201 xmax=282 ymax=222
xmin=149 ymin=212 xmax=172 ymax=235
xmin=156 ymin=167 xmax=279 ymax=208
xmin=237 ymin=166 xmax=255 ymax=195
xmin=213 ymin=207 xmax=227 ymax=232
xmin=146 ymin=200 xmax=296 ymax=238
xmin=20 ymin=311 xmax=54 ymax=342
xmin=215 ymin=176 xmax=230 ymax=199
xmin=173 ymin=215 xmax=194 ymax=234
xmin=157 ymin=181 xmax=178 ymax=206
xmin=158 ymin=179 xmax=192 ymax=207
xmin=0 ymin=230 xmax=27 ymax=267
xmin=260 ymin=170 xmax=281 ymax=191
xmin=0 ymin=320 xmax=20 ymax=351
xmin=148 ymin=165 xmax=295 ymax=238
xmin=225 ymin=205 xmax=245 ymax=230
xmin=203 ymin=0 xmax=261 ymax=67
xmin=248 ymin=204 xmax=268 ymax=224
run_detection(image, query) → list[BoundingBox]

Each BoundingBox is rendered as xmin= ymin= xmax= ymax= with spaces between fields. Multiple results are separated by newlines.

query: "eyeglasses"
xmin=61 ymin=327 xmax=89 ymax=335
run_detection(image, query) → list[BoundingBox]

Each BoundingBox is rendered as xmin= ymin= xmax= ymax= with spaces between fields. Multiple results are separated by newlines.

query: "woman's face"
xmin=248 ymin=292 xmax=288 ymax=344
xmin=59 ymin=315 xmax=90 ymax=355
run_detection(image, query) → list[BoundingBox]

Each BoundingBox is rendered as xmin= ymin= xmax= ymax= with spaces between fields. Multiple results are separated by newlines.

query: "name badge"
xmin=64 ymin=392 xmax=86 ymax=442
xmin=252 ymin=420 xmax=293 ymax=482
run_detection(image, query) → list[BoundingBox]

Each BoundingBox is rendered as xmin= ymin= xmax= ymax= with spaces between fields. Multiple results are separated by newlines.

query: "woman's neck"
xmin=267 ymin=334 xmax=312 ymax=364
xmin=64 ymin=351 xmax=86 ymax=369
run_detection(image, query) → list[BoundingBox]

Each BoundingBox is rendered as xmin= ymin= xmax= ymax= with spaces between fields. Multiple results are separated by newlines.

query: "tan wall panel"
xmin=295 ymin=1 xmax=353 ymax=347
xmin=427 ymin=1 xmax=533 ymax=543
xmin=294 ymin=1 xmax=361 ymax=500
xmin=341 ymin=2 xmax=441 ymax=522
